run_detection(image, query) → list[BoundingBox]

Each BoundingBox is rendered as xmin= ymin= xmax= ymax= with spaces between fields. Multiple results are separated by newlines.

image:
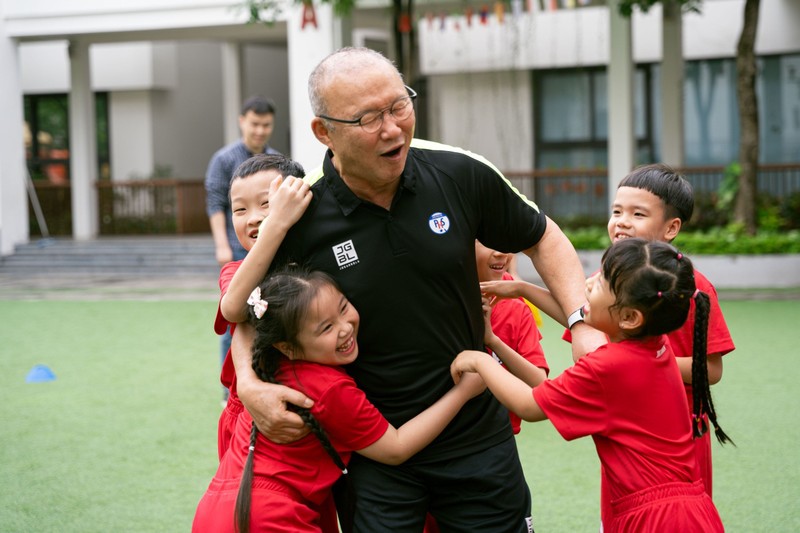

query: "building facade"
xmin=1 ymin=0 xmax=798 ymax=254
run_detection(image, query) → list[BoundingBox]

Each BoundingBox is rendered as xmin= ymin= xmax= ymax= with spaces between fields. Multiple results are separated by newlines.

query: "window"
xmin=534 ymin=67 xmax=654 ymax=170
xmin=24 ymin=93 xmax=110 ymax=182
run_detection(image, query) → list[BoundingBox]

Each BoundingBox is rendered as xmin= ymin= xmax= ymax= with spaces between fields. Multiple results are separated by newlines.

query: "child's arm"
xmin=480 ymin=279 xmax=567 ymax=327
xmin=676 ymin=353 xmax=723 ymax=385
xmin=232 ymin=323 xmax=313 ymax=443
xmin=355 ymin=373 xmax=486 ymax=465
xmin=480 ymin=297 xmax=547 ymax=387
xmin=450 ymin=350 xmax=547 ymax=423
xmin=220 ymin=176 xmax=311 ymax=323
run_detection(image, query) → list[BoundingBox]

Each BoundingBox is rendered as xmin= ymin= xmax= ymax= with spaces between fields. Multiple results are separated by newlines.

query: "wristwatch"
xmin=567 ymin=307 xmax=585 ymax=330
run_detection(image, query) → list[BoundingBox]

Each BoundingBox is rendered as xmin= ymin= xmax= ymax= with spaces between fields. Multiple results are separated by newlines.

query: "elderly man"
xmin=233 ymin=47 xmax=605 ymax=532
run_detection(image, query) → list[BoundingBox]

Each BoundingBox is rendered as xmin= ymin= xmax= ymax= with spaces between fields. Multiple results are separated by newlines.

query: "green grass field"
xmin=1 ymin=298 xmax=799 ymax=531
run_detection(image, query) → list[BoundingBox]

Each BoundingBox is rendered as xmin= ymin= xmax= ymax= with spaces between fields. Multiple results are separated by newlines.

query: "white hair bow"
xmin=247 ymin=287 xmax=269 ymax=319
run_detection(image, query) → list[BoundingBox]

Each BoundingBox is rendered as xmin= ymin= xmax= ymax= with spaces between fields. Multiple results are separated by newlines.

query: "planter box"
xmin=516 ymin=252 xmax=800 ymax=290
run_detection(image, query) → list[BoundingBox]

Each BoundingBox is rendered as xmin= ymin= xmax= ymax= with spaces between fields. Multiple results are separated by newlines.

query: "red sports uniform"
xmin=193 ymin=360 xmax=389 ymax=533
xmin=533 ymin=336 xmax=724 ymax=532
xmin=215 ymin=260 xmax=244 ymax=459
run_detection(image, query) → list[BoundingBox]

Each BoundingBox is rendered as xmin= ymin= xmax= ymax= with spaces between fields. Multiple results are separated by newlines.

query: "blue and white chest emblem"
xmin=428 ymin=212 xmax=450 ymax=234
xmin=333 ymin=239 xmax=359 ymax=269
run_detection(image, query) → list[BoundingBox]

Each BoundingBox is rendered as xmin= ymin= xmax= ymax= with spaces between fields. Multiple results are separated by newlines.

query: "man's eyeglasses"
xmin=317 ymin=86 xmax=417 ymax=133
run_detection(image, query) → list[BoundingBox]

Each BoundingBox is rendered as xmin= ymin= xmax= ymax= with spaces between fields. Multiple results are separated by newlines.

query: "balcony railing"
xmin=27 ymin=164 xmax=800 ymax=237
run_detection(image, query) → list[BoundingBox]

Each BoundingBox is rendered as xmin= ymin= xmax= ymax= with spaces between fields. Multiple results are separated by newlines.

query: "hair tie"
xmin=657 ymin=291 xmax=662 ymax=298
xmin=677 ymin=253 xmax=683 ymax=260
xmin=247 ymin=287 xmax=269 ymax=319
xmin=692 ymin=289 xmax=700 ymax=299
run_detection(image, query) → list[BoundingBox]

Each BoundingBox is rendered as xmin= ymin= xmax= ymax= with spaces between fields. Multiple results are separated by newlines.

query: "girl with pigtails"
xmin=452 ymin=238 xmax=731 ymax=532
xmin=193 ymin=268 xmax=484 ymax=533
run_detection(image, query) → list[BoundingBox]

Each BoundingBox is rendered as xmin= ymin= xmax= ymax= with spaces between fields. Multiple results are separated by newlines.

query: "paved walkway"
xmin=0 ymin=272 xmax=219 ymax=301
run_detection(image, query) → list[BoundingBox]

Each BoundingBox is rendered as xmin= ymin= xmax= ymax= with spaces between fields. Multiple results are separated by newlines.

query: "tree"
xmin=618 ymin=0 xmax=761 ymax=233
xmin=734 ymin=0 xmax=760 ymax=235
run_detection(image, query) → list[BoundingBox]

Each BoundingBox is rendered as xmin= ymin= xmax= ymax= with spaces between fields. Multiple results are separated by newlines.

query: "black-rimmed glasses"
xmin=317 ymin=86 xmax=417 ymax=133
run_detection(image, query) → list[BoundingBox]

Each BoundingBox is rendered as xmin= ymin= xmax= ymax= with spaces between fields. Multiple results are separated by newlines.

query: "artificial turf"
xmin=0 ymin=298 xmax=798 ymax=531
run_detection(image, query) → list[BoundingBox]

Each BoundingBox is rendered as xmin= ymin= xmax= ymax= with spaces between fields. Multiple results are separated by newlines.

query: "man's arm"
xmin=209 ymin=211 xmax=233 ymax=266
xmin=232 ymin=323 xmax=312 ymax=443
xmin=205 ymin=153 xmax=236 ymax=266
xmin=522 ymin=216 xmax=606 ymax=362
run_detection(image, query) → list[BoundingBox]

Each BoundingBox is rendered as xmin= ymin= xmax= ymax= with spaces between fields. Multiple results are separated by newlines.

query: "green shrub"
xmin=563 ymin=226 xmax=800 ymax=254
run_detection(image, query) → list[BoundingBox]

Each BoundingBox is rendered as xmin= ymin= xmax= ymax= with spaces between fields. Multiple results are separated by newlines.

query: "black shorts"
xmin=342 ymin=436 xmax=533 ymax=533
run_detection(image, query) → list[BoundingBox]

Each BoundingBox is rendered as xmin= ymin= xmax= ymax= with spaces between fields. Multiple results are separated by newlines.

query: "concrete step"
xmin=0 ymin=236 xmax=219 ymax=276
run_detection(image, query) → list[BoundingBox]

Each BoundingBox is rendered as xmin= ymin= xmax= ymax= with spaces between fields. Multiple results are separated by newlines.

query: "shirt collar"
xmin=321 ymin=149 xmax=417 ymax=216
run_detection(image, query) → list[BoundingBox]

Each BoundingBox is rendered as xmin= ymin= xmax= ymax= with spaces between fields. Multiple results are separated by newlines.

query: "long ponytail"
xmin=690 ymin=291 xmax=734 ymax=445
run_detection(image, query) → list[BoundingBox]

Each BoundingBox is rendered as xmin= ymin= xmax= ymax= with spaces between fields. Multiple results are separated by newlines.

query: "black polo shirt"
xmin=275 ymin=139 xmax=548 ymax=462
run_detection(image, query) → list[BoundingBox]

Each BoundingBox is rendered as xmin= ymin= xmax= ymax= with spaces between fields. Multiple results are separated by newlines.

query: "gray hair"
xmin=308 ymin=47 xmax=401 ymax=117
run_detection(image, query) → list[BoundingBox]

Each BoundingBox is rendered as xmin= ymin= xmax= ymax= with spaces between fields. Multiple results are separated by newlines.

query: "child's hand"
xmin=453 ymin=370 xmax=486 ymax=399
xmin=258 ymin=175 xmax=312 ymax=237
xmin=481 ymin=297 xmax=498 ymax=346
xmin=451 ymin=349 xmax=492 ymax=384
xmin=480 ymin=279 xmax=521 ymax=301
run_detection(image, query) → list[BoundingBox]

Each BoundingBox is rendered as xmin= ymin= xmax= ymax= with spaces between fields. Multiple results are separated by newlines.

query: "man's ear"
xmin=663 ymin=217 xmax=682 ymax=242
xmin=273 ymin=341 xmax=294 ymax=359
xmin=618 ymin=307 xmax=644 ymax=332
xmin=311 ymin=117 xmax=333 ymax=150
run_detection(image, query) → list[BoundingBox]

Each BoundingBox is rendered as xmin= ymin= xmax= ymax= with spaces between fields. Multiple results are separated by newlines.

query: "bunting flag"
xmin=465 ymin=6 xmax=474 ymax=26
xmin=440 ymin=11 xmax=446 ymax=30
xmin=301 ymin=0 xmax=317 ymax=29
xmin=398 ymin=12 xmax=412 ymax=33
xmin=426 ymin=11 xmax=435 ymax=29
xmin=511 ymin=0 xmax=523 ymax=19
xmin=479 ymin=4 xmax=489 ymax=24
xmin=494 ymin=1 xmax=505 ymax=23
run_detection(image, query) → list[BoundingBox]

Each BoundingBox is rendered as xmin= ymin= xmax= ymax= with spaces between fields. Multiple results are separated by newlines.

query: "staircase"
xmin=0 ymin=235 xmax=219 ymax=277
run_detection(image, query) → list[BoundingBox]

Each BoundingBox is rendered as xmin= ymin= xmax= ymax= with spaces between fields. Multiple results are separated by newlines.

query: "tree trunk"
xmin=734 ymin=0 xmax=760 ymax=234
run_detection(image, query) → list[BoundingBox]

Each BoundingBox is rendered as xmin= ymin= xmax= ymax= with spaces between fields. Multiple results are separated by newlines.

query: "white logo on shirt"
xmin=656 ymin=345 xmax=666 ymax=358
xmin=332 ymin=239 xmax=359 ymax=270
xmin=428 ymin=212 xmax=450 ymax=234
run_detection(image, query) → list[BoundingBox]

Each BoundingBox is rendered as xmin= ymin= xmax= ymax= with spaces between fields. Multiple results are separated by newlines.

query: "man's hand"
xmin=239 ymin=380 xmax=314 ymax=444
xmin=569 ymin=322 xmax=607 ymax=362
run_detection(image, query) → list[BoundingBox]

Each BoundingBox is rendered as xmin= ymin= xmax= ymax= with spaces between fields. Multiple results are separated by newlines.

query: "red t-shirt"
xmin=533 ymin=336 xmax=699 ymax=504
xmin=666 ymin=270 xmax=735 ymax=407
xmin=489 ymin=293 xmax=548 ymax=434
xmin=217 ymin=360 xmax=389 ymax=505
xmin=216 ymin=260 xmax=242 ymax=400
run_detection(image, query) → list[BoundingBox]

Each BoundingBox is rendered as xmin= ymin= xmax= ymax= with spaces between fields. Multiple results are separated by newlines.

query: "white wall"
xmin=3 ymin=0 xmax=250 ymax=38
xmin=108 ymin=91 xmax=154 ymax=181
xmin=419 ymin=0 xmax=800 ymax=75
xmin=243 ymin=43 xmax=291 ymax=156
xmin=428 ymin=71 xmax=533 ymax=175
xmin=0 ymin=4 xmax=29 ymax=254
xmin=151 ymin=40 xmax=226 ymax=180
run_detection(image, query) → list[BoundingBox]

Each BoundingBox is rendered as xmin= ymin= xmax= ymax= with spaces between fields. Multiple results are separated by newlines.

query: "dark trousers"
xmin=336 ymin=436 xmax=534 ymax=533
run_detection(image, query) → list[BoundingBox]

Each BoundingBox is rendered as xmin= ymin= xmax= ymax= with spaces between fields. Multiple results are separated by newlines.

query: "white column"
xmin=68 ymin=40 xmax=98 ymax=240
xmin=660 ymin=1 xmax=684 ymax=167
xmin=221 ymin=42 xmax=243 ymax=145
xmin=0 ymin=18 xmax=29 ymax=255
xmin=607 ymin=1 xmax=636 ymax=206
xmin=286 ymin=3 xmax=340 ymax=171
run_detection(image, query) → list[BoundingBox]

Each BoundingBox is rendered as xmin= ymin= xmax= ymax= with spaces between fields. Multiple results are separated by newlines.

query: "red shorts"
xmin=217 ymin=396 xmax=245 ymax=460
xmin=609 ymin=480 xmax=723 ymax=533
xmin=193 ymin=475 xmax=323 ymax=533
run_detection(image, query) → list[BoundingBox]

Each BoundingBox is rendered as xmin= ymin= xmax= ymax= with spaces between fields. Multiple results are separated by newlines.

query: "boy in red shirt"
xmin=607 ymin=164 xmax=734 ymax=505
xmin=214 ymin=154 xmax=311 ymax=459
xmin=475 ymin=241 xmax=549 ymax=433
